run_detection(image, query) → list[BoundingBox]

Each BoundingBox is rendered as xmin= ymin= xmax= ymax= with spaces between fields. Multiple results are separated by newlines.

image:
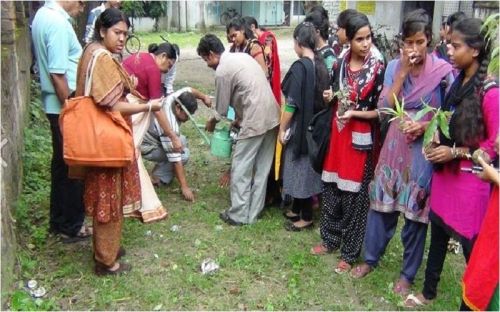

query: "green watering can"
xmin=181 ymin=100 xmax=232 ymax=158
xmin=210 ymin=126 xmax=232 ymax=158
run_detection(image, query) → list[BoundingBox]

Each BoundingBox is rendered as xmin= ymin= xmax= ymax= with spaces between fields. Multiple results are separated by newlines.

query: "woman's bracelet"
xmin=451 ymin=143 xmax=458 ymax=159
xmin=451 ymin=143 xmax=471 ymax=159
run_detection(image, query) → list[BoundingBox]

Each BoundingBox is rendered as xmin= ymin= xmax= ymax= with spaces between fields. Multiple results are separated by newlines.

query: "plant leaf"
xmin=393 ymin=93 xmax=401 ymax=115
xmin=482 ymin=13 xmax=499 ymax=31
xmin=492 ymin=46 xmax=499 ymax=58
xmin=400 ymin=97 xmax=406 ymax=116
xmin=423 ymin=116 xmax=438 ymax=147
xmin=378 ymin=107 xmax=398 ymax=116
xmin=438 ymin=112 xmax=450 ymax=139
xmin=414 ymin=105 xmax=434 ymax=121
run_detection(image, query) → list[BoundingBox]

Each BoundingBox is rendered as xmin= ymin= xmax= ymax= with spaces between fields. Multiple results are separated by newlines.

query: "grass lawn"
xmin=8 ymin=57 xmax=465 ymax=311
xmin=131 ymin=27 xmax=294 ymax=50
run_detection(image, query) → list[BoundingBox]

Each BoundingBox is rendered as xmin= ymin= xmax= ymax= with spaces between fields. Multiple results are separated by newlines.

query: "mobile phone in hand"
xmin=461 ymin=166 xmax=500 ymax=173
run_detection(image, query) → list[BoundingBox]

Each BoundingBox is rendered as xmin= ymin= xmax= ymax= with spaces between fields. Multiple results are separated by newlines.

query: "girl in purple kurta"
xmin=351 ymin=10 xmax=454 ymax=296
xmin=405 ymin=18 xmax=499 ymax=309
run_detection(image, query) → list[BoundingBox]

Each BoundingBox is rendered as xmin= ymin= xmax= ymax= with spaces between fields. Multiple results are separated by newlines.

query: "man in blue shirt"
xmin=31 ymin=0 xmax=90 ymax=242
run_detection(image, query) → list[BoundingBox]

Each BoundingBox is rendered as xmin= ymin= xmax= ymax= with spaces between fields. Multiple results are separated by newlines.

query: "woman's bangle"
xmin=452 ymin=144 xmax=472 ymax=160
xmin=451 ymin=143 xmax=457 ymax=159
xmin=458 ymin=148 xmax=471 ymax=159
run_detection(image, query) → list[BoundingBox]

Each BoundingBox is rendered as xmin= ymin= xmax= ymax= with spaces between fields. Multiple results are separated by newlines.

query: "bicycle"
xmin=125 ymin=33 xmax=141 ymax=54
xmin=125 ymin=11 xmax=141 ymax=54
xmin=219 ymin=7 xmax=240 ymax=25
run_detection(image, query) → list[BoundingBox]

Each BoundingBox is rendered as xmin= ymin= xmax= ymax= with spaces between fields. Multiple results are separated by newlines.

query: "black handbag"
xmin=306 ymin=105 xmax=333 ymax=174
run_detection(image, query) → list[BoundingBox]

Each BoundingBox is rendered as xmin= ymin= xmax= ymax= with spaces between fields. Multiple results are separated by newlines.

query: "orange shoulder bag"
xmin=59 ymin=49 xmax=134 ymax=168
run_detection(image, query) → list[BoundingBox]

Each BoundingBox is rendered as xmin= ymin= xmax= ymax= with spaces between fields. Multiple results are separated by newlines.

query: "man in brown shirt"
xmin=198 ymin=34 xmax=280 ymax=225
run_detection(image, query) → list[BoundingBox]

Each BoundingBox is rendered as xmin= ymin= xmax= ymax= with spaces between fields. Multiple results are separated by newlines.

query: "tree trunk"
xmin=199 ymin=1 xmax=206 ymax=33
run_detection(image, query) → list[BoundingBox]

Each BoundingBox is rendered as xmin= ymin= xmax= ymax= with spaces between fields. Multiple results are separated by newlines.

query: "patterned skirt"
xmin=282 ymin=145 xmax=322 ymax=199
xmin=84 ymin=157 xmax=141 ymax=224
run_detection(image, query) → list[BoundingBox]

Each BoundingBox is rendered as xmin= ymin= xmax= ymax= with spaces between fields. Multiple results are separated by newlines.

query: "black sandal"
xmin=60 ymin=225 xmax=93 ymax=244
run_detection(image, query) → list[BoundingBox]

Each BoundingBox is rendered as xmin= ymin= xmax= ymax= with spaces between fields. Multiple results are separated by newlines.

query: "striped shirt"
xmin=142 ymin=87 xmax=192 ymax=162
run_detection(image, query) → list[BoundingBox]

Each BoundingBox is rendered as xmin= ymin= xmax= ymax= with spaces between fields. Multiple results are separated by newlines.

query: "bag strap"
xmin=84 ymin=48 xmax=111 ymax=96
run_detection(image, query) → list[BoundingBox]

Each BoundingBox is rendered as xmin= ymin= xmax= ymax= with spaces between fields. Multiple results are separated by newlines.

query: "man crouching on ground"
xmin=197 ymin=34 xmax=280 ymax=226
xmin=141 ymin=87 xmax=210 ymax=202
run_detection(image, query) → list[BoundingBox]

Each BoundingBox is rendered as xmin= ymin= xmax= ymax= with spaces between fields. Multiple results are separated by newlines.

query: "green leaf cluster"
xmin=15 ymin=81 xmax=51 ymax=249
xmin=10 ymin=290 xmax=56 ymax=311
xmin=144 ymin=1 xmax=167 ymax=20
xmin=481 ymin=13 xmax=499 ymax=75
xmin=121 ymin=0 xmax=146 ymax=18
xmin=121 ymin=1 xmax=166 ymax=19
xmin=414 ymin=100 xmax=453 ymax=147
xmin=378 ymin=93 xmax=410 ymax=122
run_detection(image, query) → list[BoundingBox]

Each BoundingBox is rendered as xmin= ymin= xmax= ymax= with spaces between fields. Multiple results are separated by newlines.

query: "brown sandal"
xmin=350 ymin=263 xmax=373 ymax=279
xmin=393 ymin=278 xmax=411 ymax=296
xmin=60 ymin=225 xmax=92 ymax=244
xmin=94 ymin=262 xmax=132 ymax=276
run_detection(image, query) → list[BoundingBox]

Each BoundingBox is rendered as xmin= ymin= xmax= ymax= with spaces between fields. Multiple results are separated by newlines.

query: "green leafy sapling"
xmin=378 ymin=93 xmax=411 ymax=128
xmin=414 ymin=100 xmax=453 ymax=152
xmin=335 ymin=82 xmax=355 ymax=117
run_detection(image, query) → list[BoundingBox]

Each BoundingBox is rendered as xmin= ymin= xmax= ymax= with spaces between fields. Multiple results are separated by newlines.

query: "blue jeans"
xmin=363 ymin=209 xmax=427 ymax=283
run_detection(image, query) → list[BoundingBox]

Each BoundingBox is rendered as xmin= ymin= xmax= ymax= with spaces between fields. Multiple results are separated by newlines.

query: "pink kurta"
xmin=430 ymin=87 xmax=499 ymax=239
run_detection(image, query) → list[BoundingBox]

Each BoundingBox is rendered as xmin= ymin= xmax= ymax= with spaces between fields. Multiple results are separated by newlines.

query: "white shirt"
xmin=152 ymin=87 xmax=192 ymax=162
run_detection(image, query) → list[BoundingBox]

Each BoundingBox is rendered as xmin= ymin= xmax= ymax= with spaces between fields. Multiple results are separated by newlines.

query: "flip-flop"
xmin=393 ymin=278 xmax=411 ymax=296
xmin=334 ymin=260 xmax=352 ymax=274
xmin=283 ymin=210 xmax=300 ymax=222
xmin=404 ymin=293 xmax=431 ymax=308
xmin=77 ymin=225 xmax=93 ymax=237
xmin=310 ymin=243 xmax=333 ymax=255
xmin=60 ymin=225 xmax=92 ymax=244
xmin=94 ymin=262 xmax=132 ymax=276
xmin=284 ymin=220 xmax=313 ymax=232
xmin=350 ymin=263 xmax=373 ymax=279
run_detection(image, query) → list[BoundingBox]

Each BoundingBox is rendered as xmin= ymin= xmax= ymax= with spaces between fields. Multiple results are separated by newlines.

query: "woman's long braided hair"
xmin=449 ymin=18 xmax=491 ymax=148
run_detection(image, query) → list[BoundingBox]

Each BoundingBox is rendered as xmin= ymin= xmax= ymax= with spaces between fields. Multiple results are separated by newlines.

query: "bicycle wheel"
xmin=125 ymin=35 xmax=141 ymax=55
xmin=220 ymin=12 xmax=230 ymax=25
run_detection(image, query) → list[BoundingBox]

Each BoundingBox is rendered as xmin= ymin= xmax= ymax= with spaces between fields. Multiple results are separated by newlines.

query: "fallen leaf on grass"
xmin=229 ymin=287 xmax=241 ymax=295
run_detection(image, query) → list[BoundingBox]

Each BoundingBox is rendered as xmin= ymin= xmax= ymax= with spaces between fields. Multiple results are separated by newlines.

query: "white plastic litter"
xmin=31 ymin=287 xmax=46 ymax=298
xmin=27 ymin=280 xmax=37 ymax=290
xmin=170 ymin=225 xmax=180 ymax=232
xmin=201 ymin=258 xmax=219 ymax=275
